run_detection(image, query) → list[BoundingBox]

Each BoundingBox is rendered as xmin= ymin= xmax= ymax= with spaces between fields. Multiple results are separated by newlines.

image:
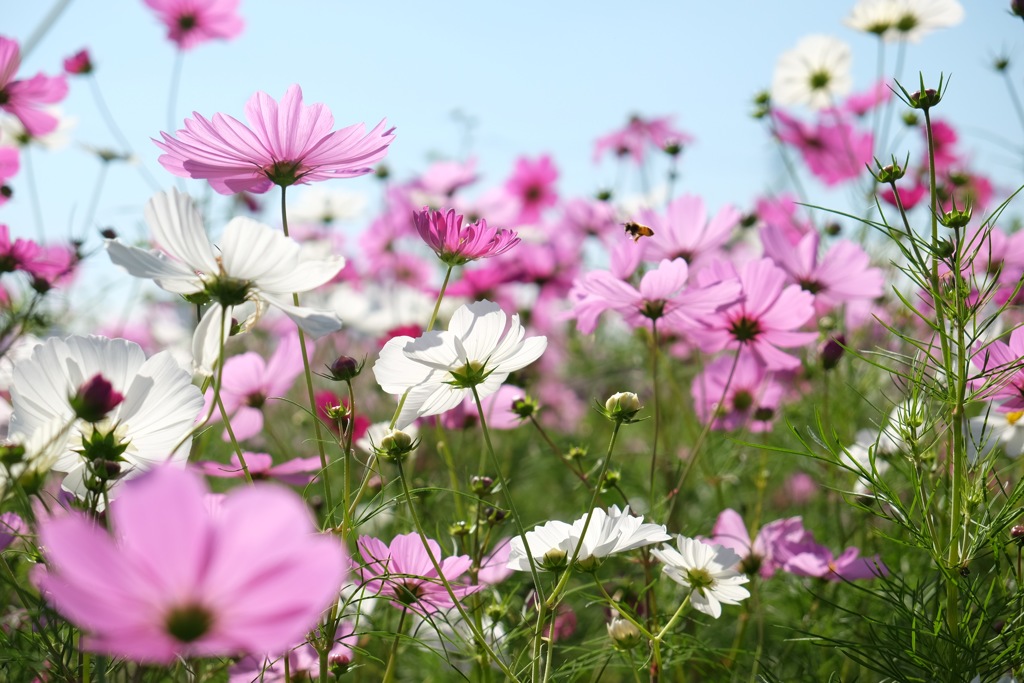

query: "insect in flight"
xmin=623 ymin=221 xmax=654 ymax=243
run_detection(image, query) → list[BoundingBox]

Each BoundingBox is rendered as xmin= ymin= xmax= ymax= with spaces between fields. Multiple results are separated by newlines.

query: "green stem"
xmin=648 ymin=319 xmax=661 ymax=501
xmin=280 ymin=186 xmax=336 ymax=527
xmin=381 ymin=608 xmax=408 ymax=683
xmin=650 ymin=592 xmax=692 ymax=678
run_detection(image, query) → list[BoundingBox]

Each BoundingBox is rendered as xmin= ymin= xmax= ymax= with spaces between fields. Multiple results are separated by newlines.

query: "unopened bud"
xmin=511 ymin=395 xmax=539 ymax=419
xmin=540 ymin=548 xmax=568 ymax=570
xmin=603 ymin=392 xmax=641 ymax=423
xmin=566 ymin=445 xmax=587 ymax=461
xmin=100 ymin=228 xmax=117 ymax=240
xmin=376 ymin=429 xmax=416 ymax=462
xmin=607 ymin=616 xmax=643 ymax=650
xmin=821 ymin=335 xmax=846 ymax=371
xmin=1012 ymin=524 xmax=1024 ymax=546
xmin=374 ymin=164 xmax=390 ymax=180
xmin=596 ymin=189 xmax=613 ymax=202
xmin=1012 ymin=0 xmax=1024 ymax=19
xmin=470 ymin=475 xmax=495 ymax=495
xmin=325 ymin=355 xmax=362 ymax=382
xmin=449 ymin=520 xmax=472 ymax=537
xmin=939 ymin=203 xmax=972 ymax=229
xmin=909 ymin=88 xmax=942 ymax=110
xmin=484 ymin=506 xmax=508 ymax=525
xmin=70 ymin=374 xmax=124 ymax=423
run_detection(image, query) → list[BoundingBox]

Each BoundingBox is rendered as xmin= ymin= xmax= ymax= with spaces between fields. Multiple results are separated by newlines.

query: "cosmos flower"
xmin=651 ymin=536 xmax=750 ymax=619
xmin=640 ymin=194 xmax=741 ymax=266
xmin=707 ymin=509 xmax=813 ymax=579
xmin=196 ymin=452 xmax=323 ymax=486
xmin=506 ymin=505 xmax=671 ymax=572
xmin=355 ymin=532 xmax=476 ymax=614
xmin=0 ymin=36 xmax=68 ymax=137
xmin=413 ymin=206 xmax=520 ymax=266
xmin=845 ymin=0 xmax=964 ymax=43
xmin=372 ymin=300 xmax=546 ymax=429
xmin=106 ymin=189 xmax=345 ymax=375
xmin=771 ymin=35 xmax=852 ymax=110
xmin=36 ymin=466 xmax=346 ymax=662
xmin=504 ymin=155 xmax=559 ymax=224
xmin=593 ymin=113 xmax=693 ymax=165
xmin=143 ymin=0 xmax=244 ymax=50
xmin=155 ymin=85 xmax=395 ymax=194
xmin=8 ymin=335 xmax=203 ymax=502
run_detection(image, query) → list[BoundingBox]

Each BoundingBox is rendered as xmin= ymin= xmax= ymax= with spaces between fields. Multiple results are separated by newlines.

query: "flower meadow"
xmin=4 ymin=1 xmax=1024 ymax=682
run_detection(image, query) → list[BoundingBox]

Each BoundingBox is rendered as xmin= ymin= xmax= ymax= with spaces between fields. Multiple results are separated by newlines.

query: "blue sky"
xmin=5 ymin=2 xmax=1024 ymax=257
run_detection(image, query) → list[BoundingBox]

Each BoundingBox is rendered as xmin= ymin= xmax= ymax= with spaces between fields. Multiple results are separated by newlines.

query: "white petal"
xmin=144 ymin=189 xmax=219 ymax=273
xmin=261 ymin=294 xmax=343 ymax=338
xmin=105 ymin=241 xmax=204 ymax=295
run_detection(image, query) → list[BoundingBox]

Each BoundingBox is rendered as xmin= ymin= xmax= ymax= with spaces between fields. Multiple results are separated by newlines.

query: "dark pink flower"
xmin=413 ymin=206 xmax=519 ymax=266
xmin=197 ymin=452 xmax=323 ymax=486
xmin=356 ymin=532 xmax=477 ymax=614
xmin=70 ymin=374 xmax=125 ymax=423
xmin=773 ymin=110 xmax=872 ymax=187
xmin=0 ymin=36 xmax=68 ymax=137
xmin=143 ymin=0 xmax=244 ymax=50
xmin=36 ymin=466 xmax=346 ymax=662
xmin=505 ymin=155 xmax=558 ymax=224
xmin=692 ymin=353 xmax=785 ymax=433
xmin=0 ymin=512 xmax=24 ymax=551
xmin=593 ymin=114 xmax=693 ymax=165
xmin=155 ymin=84 xmax=395 ymax=194
xmin=63 ymin=49 xmax=93 ymax=75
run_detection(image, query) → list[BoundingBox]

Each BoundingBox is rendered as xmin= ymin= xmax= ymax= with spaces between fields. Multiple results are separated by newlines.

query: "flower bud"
xmin=607 ymin=616 xmax=643 ymax=650
xmin=821 ymin=335 xmax=846 ymax=371
xmin=449 ymin=520 xmax=472 ymax=537
xmin=1013 ymin=0 xmax=1024 ymax=18
xmin=540 ymin=547 xmax=568 ymax=571
xmin=374 ymin=164 xmax=390 ymax=180
xmin=600 ymin=469 xmax=622 ymax=492
xmin=470 ymin=475 xmax=495 ymax=495
xmin=99 ymin=228 xmax=118 ymax=240
xmin=376 ymin=429 xmax=416 ymax=462
xmin=63 ymin=49 xmax=93 ymax=75
xmin=603 ymin=392 xmax=641 ymax=423
xmin=325 ymin=355 xmax=362 ymax=382
xmin=1012 ymin=524 xmax=1024 ymax=547
xmin=69 ymin=374 xmax=124 ymax=423
xmin=595 ymin=189 xmax=613 ymax=202
xmin=901 ymin=112 xmax=919 ymax=127
xmin=939 ymin=204 xmax=972 ymax=229
xmin=566 ymin=445 xmax=587 ymax=461
xmin=0 ymin=443 xmax=25 ymax=467
xmin=909 ymin=88 xmax=942 ymax=110
xmin=484 ymin=506 xmax=508 ymax=526
xmin=511 ymin=395 xmax=540 ymax=419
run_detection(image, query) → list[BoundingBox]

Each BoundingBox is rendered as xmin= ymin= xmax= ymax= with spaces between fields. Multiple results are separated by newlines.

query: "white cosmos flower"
xmin=651 ymin=535 xmax=750 ymax=619
xmin=105 ymin=189 xmax=345 ymax=375
xmin=967 ymin=406 xmax=1024 ymax=465
xmin=846 ymin=0 xmax=963 ymax=43
xmin=7 ymin=336 xmax=204 ymax=501
xmin=372 ymin=300 xmax=546 ymax=429
xmin=507 ymin=505 xmax=671 ymax=572
xmin=771 ymin=35 xmax=852 ymax=110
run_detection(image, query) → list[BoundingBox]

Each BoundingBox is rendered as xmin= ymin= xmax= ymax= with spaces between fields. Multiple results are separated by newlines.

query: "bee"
xmin=623 ymin=221 xmax=654 ymax=243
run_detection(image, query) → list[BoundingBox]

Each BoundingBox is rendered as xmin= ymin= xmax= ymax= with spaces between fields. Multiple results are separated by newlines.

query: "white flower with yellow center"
xmin=652 ymin=535 xmax=750 ymax=619
xmin=106 ymin=189 xmax=345 ymax=375
xmin=771 ymin=35 xmax=852 ymax=110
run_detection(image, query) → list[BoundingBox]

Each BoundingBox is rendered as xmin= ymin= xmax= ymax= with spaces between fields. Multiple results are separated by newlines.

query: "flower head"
xmin=505 ymin=155 xmax=558 ymax=224
xmin=651 ymin=536 xmax=750 ymax=618
xmin=372 ymin=300 xmax=547 ymax=429
xmin=36 ymin=466 xmax=346 ymax=662
xmin=8 ymin=336 xmax=203 ymax=502
xmin=106 ymin=189 xmax=345 ymax=375
xmin=143 ymin=0 xmax=244 ymax=50
xmin=413 ymin=206 xmax=520 ymax=266
xmin=771 ymin=35 xmax=852 ymax=110
xmin=155 ymin=85 xmax=395 ymax=194
xmin=0 ymin=36 xmax=68 ymax=137
xmin=62 ymin=49 xmax=94 ymax=75
xmin=845 ymin=0 xmax=964 ymax=42
xmin=355 ymin=532 xmax=475 ymax=614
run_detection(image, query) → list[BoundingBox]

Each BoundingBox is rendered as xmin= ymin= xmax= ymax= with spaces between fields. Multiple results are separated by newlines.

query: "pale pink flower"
xmin=505 ymin=155 xmax=558 ymax=224
xmin=568 ymin=258 xmax=741 ymax=335
xmin=593 ymin=114 xmax=693 ymax=165
xmin=708 ymin=509 xmax=813 ymax=579
xmin=36 ymin=466 xmax=346 ymax=662
xmin=197 ymin=452 xmax=322 ymax=486
xmin=970 ymin=328 xmax=1024 ymax=412
xmin=785 ymin=544 xmax=888 ymax=581
xmin=143 ymin=0 xmax=244 ymax=50
xmin=412 ymin=157 xmax=479 ymax=198
xmin=0 ymin=36 xmax=68 ymax=137
xmin=356 ymin=532 xmax=476 ymax=613
xmin=413 ymin=206 xmax=519 ymax=266
xmin=640 ymin=194 xmax=740 ymax=266
xmin=0 ymin=146 xmax=17 ymax=205
xmin=692 ymin=353 xmax=785 ymax=433
xmin=693 ymin=258 xmax=817 ymax=371
xmin=202 ymin=332 xmax=306 ymax=441
xmin=773 ymin=110 xmax=873 ymax=187
xmin=155 ymin=85 xmax=395 ymax=194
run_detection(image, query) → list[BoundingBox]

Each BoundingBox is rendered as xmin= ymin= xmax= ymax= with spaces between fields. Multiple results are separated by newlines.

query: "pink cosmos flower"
xmin=505 ymin=155 xmax=558 ymax=224
xmin=568 ymin=258 xmax=741 ymax=335
xmin=970 ymin=328 xmax=1024 ymax=412
xmin=0 ymin=512 xmax=24 ymax=551
xmin=708 ymin=509 xmax=814 ymax=579
xmin=0 ymin=36 xmax=68 ymax=137
xmin=197 ymin=452 xmax=323 ymax=486
xmin=773 ymin=110 xmax=873 ymax=187
xmin=839 ymin=79 xmax=890 ymax=117
xmin=785 ymin=545 xmax=888 ymax=581
xmin=0 ymin=146 xmax=17 ymax=205
xmin=143 ymin=0 xmax=244 ymax=50
xmin=203 ymin=333 xmax=306 ymax=441
xmin=413 ymin=206 xmax=520 ymax=266
xmin=760 ymin=224 xmax=884 ymax=323
xmin=62 ymin=49 xmax=93 ymax=75
xmin=640 ymin=194 xmax=740 ymax=266
xmin=693 ymin=258 xmax=817 ymax=371
xmin=692 ymin=353 xmax=785 ymax=433
xmin=593 ymin=114 xmax=694 ymax=165
xmin=412 ymin=157 xmax=479 ymax=198
xmin=155 ymin=85 xmax=395 ymax=194
xmin=36 ymin=466 xmax=346 ymax=663
xmin=355 ymin=532 xmax=476 ymax=614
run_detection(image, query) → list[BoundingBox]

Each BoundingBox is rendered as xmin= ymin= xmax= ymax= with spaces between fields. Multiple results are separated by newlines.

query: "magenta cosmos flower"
xmin=36 ymin=466 xmax=346 ymax=663
xmin=143 ymin=0 xmax=243 ymax=50
xmin=413 ymin=206 xmax=520 ymax=266
xmin=970 ymin=327 xmax=1024 ymax=412
xmin=155 ymin=84 xmax=395 ymax=194
xmin=505 ymin=154 xmax=558 ymax=224
xmin=0 ymin=36 xmax=68 ymax=137
xmin=356 ymin=532 xmax=476 ymax=614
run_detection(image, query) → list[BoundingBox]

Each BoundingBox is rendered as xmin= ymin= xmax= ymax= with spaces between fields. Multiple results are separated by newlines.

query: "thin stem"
xmin=21 ymin=0 xmax=73 ymax=58
xmin=650 ymin=592 xmax=692 ymax=678
xmin=1001 ymin=70 xmax=1024 ymax=142
xmin=167 ymin=50 xmax=184 ymax=136
xmin=381 ymin=608 xmax=408 ymax=683
xmin=87 ymin=75 xmax=162 ymax=192
xmin=211 ymin=311 xmax=252 ymax=484
xmin=79 ymin=162 xmax=109 ymax=236
xmin=648 ymin=319 xmax=661 ymax=500
xmin=23 ymin=146 xmax=46 ymax=240
xmin=280 ymin=186 xmax=336 ymax=526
